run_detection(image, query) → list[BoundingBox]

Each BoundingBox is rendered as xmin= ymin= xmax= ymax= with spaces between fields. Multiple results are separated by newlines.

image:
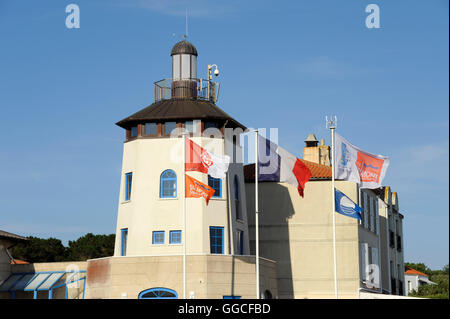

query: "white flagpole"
xmin=327 ymin=116 xmax=338 ymax=299
xmin=255 ymin=130 xmax=260 ymax=299
xmin=182 ymin=134 xmax=187 ymax=299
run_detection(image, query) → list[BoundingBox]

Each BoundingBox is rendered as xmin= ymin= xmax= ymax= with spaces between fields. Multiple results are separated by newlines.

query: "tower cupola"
xmin=170 ymin=40 xmax=198 ymax=99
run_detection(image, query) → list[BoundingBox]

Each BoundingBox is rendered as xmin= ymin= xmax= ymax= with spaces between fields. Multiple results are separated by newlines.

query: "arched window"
xmin=264 ymin=290 xmax=273 ymax=299
xmin=138 ymin=288 xmax=178 ymax=299
xmin=160 ymin=170 xmax=177 ymax=198
xmin=234 ymin=175 xmax=242 ymax=220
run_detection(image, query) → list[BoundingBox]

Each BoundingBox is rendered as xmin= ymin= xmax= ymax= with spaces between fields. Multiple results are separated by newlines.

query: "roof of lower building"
xmin=244 ymin=159 xmax=332 ymax=182
xmin=116 ymin=99 xmax=246 ymax=130
xmin=0 ymin=230 xmax=28 ymax=242
xmin=405 ymin=267 xmax=429 ymax=277
xmin=11 ymin=259 xmax=29 ymax=265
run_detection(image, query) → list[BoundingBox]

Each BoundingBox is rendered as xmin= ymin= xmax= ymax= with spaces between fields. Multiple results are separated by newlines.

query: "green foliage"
xmin=67 ymin=233 xmax=115 ymax=261
xmin=10 ymin=233 xmax=115 ymax=263
xmin=408 ymin=263 xmax=449 ymax=299
xmin=10 ymin=236 xmax=68 ymax=263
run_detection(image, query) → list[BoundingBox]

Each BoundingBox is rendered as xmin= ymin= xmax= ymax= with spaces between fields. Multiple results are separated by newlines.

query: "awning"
xmin=0 ymin=270 xmax=86 ymax=299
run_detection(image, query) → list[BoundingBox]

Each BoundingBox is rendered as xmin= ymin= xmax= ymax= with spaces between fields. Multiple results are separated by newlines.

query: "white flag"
xmin=334 ymin=133 xmax=390 ymax=189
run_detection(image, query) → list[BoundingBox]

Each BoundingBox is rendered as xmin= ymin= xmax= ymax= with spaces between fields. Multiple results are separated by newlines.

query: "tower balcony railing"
xmin=154 ymin=78 xmax=220 ymax=103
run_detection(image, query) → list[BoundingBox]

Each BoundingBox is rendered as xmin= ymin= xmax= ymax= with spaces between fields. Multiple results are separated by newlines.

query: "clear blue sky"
xmin=0 ymin=1 xmax=448 ymax=269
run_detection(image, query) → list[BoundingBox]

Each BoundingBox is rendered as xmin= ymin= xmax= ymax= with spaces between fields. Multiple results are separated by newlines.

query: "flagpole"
xmin=255 ymin=130 xmax=260 ymax=299
xmin=182 ymin=133 xmax=187 ymax=299
xmin=327 ymin=116 xmax=338 ymax=299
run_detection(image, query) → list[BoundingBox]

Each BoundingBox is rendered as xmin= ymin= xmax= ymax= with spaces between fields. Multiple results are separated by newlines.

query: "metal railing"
xmin=154 ymin=78 xmax=220 ymax=103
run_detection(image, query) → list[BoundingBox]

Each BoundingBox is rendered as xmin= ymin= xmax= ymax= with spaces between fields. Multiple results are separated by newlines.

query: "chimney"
xmin=303 ymin=134 xmax=331 ymax=166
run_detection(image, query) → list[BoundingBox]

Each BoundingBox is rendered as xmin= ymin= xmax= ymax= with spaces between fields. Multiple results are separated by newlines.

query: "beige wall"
xmin=114 ymin=136 xmax=250 ymax=257
xmin=246 ymin=180 xmax=364 ymax=299
xmin=86 ymin=255 xmax=277 ymax=299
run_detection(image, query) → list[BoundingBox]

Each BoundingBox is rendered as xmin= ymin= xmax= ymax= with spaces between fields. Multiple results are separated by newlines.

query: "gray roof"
xmin=171 ymin=40 xmax=198 ymax=56
xmin=0 ymin=230 xmax=28 ymax=242
xmin=305 ymin=133 xmax=318 ymax=142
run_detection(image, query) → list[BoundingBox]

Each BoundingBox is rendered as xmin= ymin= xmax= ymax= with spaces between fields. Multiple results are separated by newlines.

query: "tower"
xmin=113 ymin=40 xmax=250 ymax=259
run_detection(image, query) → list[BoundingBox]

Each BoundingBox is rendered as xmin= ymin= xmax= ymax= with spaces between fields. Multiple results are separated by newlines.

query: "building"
xmin=404 ymin=267 xmax=436 ymax=295
xmin=243 ymin=134 xmax=406 ymax=298
xmin=85 ymin=40 xmax=278 ymax=299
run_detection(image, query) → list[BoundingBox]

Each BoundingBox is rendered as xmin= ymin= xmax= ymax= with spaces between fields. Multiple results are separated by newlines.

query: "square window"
xmin=144 ymin=123 xmax=157 ymax=136
xmin=130 ymin=126 xmax=138 ymax=137
xmin=170 ymin=230 xmax=182 ymax=244
xmin=208 ymin=175 xmax=222 ymax=198
xmin=164 ymin=122 xmax=177 ymax=136
xmin=152 ymin=231 xmax=164 ymax=245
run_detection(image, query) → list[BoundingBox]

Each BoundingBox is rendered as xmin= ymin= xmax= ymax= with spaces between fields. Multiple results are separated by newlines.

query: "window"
xmin=204 ymin=121 xmax=217 ymax=130
xmin=234 ymin=175 xmax=242 ymax=220
xmin=164 ymin=122 xmax=177 ymax=136
xmin=121 ymin=228 xmax=128 ymax=256
xmin=208 ymin=175 xmax=222 ymax=198
xmin=264 ymin=290 xmax=273 ymax=299
xmin=130 ymin=126 xmax=138 ymax=137
xmin=139 ymin=288 xmax=177 ymax=299
xmin=210 ymin=226 xmax=224 ymax=254
xmin=160 ymin=170 xmax=177 ymax=198
xmin=236 ymin=230 xmax=244 ymax=255
xmin=152 ymin=231 xmax=164 ymax=245
xmin=170 ymin=230 xmax=182 ymax=244
xmin=144 ymin=123 xmax=157 ymax=136
xmin=125 ymin=172 xmax=132 ymax=201
xmin=185 ymin=121 xmax=194 ymax=134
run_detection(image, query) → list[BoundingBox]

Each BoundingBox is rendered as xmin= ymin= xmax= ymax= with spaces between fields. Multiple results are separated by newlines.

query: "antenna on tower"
xmin=185 ymin=8 xmax=188 ymax=40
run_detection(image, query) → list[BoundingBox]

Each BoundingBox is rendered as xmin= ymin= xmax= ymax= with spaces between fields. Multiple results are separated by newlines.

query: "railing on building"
xmin=154 ymin=78 xmax=220 ymax=103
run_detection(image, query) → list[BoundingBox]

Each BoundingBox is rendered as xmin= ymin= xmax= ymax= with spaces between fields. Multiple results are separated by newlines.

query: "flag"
xmin=185 ymin=137 xmax=230 ymax=179
xmin=334 ymin=188 xmax=362 ymax=220
xmin=258 ymin=135 xmax=312 ymax=197
xmin=185 ymin=174 xmax=215 ymax=205
xmin=334 ymin=133 xmax=390 ymax=189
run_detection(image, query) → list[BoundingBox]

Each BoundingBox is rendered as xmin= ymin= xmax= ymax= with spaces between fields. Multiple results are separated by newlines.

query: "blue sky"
xmin=0 ymin=0 xmax=448 ymax=269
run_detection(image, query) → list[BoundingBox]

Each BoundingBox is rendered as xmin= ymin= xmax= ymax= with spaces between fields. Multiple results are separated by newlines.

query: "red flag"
xmin=185 ymin=174 xmax=215 ymax=205
xmin=185 ymin=137 xmax=230 ymax=178
xmin=293 ymin=159 xmax=312 ymax=197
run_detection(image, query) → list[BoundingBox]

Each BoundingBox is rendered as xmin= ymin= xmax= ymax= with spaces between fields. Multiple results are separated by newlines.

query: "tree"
xmin=408 ymin=263 xmax=449 ymax=299
xmin=11 ymin=236 xmax=68 ymax=263
xmin=67 ymin=233 xmax=115 ymax=261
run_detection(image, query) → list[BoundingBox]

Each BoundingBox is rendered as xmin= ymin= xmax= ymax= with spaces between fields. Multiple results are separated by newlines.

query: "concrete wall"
xmin=246 ymin=180 xmax=362 ymax=299
xmin=86 ymin=255 xmax=277 ymax=299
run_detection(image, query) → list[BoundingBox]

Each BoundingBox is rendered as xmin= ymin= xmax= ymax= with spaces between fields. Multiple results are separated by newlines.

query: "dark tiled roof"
xmin=0 ymin=230 xmax=28 ymax=242
xmin=116 ymin=99 xmax=246 ymax=130
xmin=244 ymin=159 xmax=332 ymax=182
xmin=171 ymin=40 xmax=198 ymax=56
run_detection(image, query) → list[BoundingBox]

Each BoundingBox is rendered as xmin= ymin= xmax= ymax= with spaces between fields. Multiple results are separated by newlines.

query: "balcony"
xmin=154 ymin=78 xmax=220 ymax=103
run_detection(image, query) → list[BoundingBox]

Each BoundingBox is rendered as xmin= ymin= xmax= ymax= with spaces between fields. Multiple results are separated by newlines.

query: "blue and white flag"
xmin=334 ymin=188 xmax=362 ymax=220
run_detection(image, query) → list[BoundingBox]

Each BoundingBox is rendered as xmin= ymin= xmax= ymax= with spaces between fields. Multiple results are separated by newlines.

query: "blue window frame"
xmin=125 ymin=172 xmax=132 ymax=201
xmin=138 ymin=288 xmax=178 ymax=299
xmin=152 ymin=231 xmax=164 ymax=245
xmin=169 ymin=230 xmax=182 ymax=244
xmin=160 ymin=170 xmax=177 ymax=198
xmin=223 ymin=295 xmax=241 ymax=299
xmin=210 ymin=226 xmax=224 ymax=254
xmin=208 ymin=175 xmax=222 ymax=198
xmin=121 ymin=228 xmax=128 ymax=256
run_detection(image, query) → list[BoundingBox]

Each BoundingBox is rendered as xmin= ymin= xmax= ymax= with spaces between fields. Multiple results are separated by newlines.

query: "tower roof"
xmin=116 ymin=99 xmax=246 ymax=130
xmin=171 ymin=40 xmax=198 ymax=56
